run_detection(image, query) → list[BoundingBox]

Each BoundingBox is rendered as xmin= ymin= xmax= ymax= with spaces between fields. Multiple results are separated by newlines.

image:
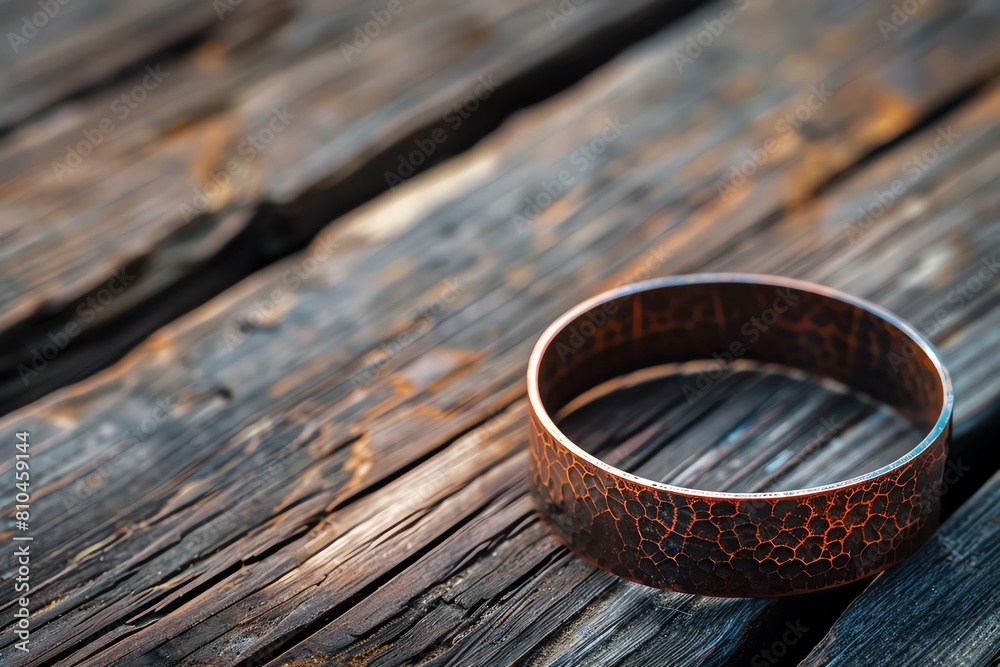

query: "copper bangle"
xmin=526 ymin=274 xmax=953 ymax=597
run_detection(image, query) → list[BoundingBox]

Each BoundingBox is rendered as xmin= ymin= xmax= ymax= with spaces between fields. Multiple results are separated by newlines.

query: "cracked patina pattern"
xmin=527 ymin=275 xmax=952 ymax=597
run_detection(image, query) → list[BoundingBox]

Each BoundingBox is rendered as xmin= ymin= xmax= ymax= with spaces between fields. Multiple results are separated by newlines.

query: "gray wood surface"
xmin=0 ymin=0 xmax=998 ymax=665
xmin=801 ymin=468 xmax=1000 ymax=667
xmin=0 ymin=0 xmax=697 ymax=411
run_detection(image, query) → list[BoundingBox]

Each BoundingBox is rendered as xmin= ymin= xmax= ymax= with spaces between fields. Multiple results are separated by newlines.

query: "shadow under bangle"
xmin=526 ymin=273 xmax=953 ymax=597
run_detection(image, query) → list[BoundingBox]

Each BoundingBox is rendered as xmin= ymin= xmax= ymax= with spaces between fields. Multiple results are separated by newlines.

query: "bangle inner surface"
xmin=535 ymin=280 xmax=947 ymax=487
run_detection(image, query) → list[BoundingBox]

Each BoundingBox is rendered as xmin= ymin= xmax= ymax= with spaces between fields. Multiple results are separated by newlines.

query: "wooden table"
xmin=0 ymin=0 xmax=998 ymax=665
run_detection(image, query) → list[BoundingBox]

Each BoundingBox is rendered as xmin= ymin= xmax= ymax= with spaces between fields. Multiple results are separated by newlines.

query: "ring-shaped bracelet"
xmin=526 ymin=274 xmax=953 ymax=597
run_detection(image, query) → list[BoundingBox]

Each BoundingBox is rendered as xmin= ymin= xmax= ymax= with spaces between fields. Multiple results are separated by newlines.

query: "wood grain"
xmin=0 ymin=0 xmax=230 ymax=127
xmin=800 ymin=467 xmax=1000 ymax=667
xmin=0 ymin=0 xmax=998 ymax=664
xmin=263 ymin=82 xmax=1000 ymax=667
xmin=0 ymin=0 xmax=700 ymax=411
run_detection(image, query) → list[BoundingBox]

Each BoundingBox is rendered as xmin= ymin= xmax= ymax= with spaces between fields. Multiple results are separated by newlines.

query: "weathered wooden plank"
xmin=800 ymin=467 xmax=1000 ymax=667
xmin=262 ymin=83 xmax=1000 ymax=667
xmin=0 ymin=0 xmax=701 ymax=411
xmin=1 ymin=0 xmax=999 ymax=664
xmin=0 ymin=0 xmax=229 ymax=127
xmin=261 ymin=376 xmax=897 ymax=667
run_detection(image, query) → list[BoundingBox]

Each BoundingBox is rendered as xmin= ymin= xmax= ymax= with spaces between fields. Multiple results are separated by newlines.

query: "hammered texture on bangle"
xmin=526 ymin=274 xmax=953 ymax=597
xmin=528 ymin=409 xmax=947 ymax=597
